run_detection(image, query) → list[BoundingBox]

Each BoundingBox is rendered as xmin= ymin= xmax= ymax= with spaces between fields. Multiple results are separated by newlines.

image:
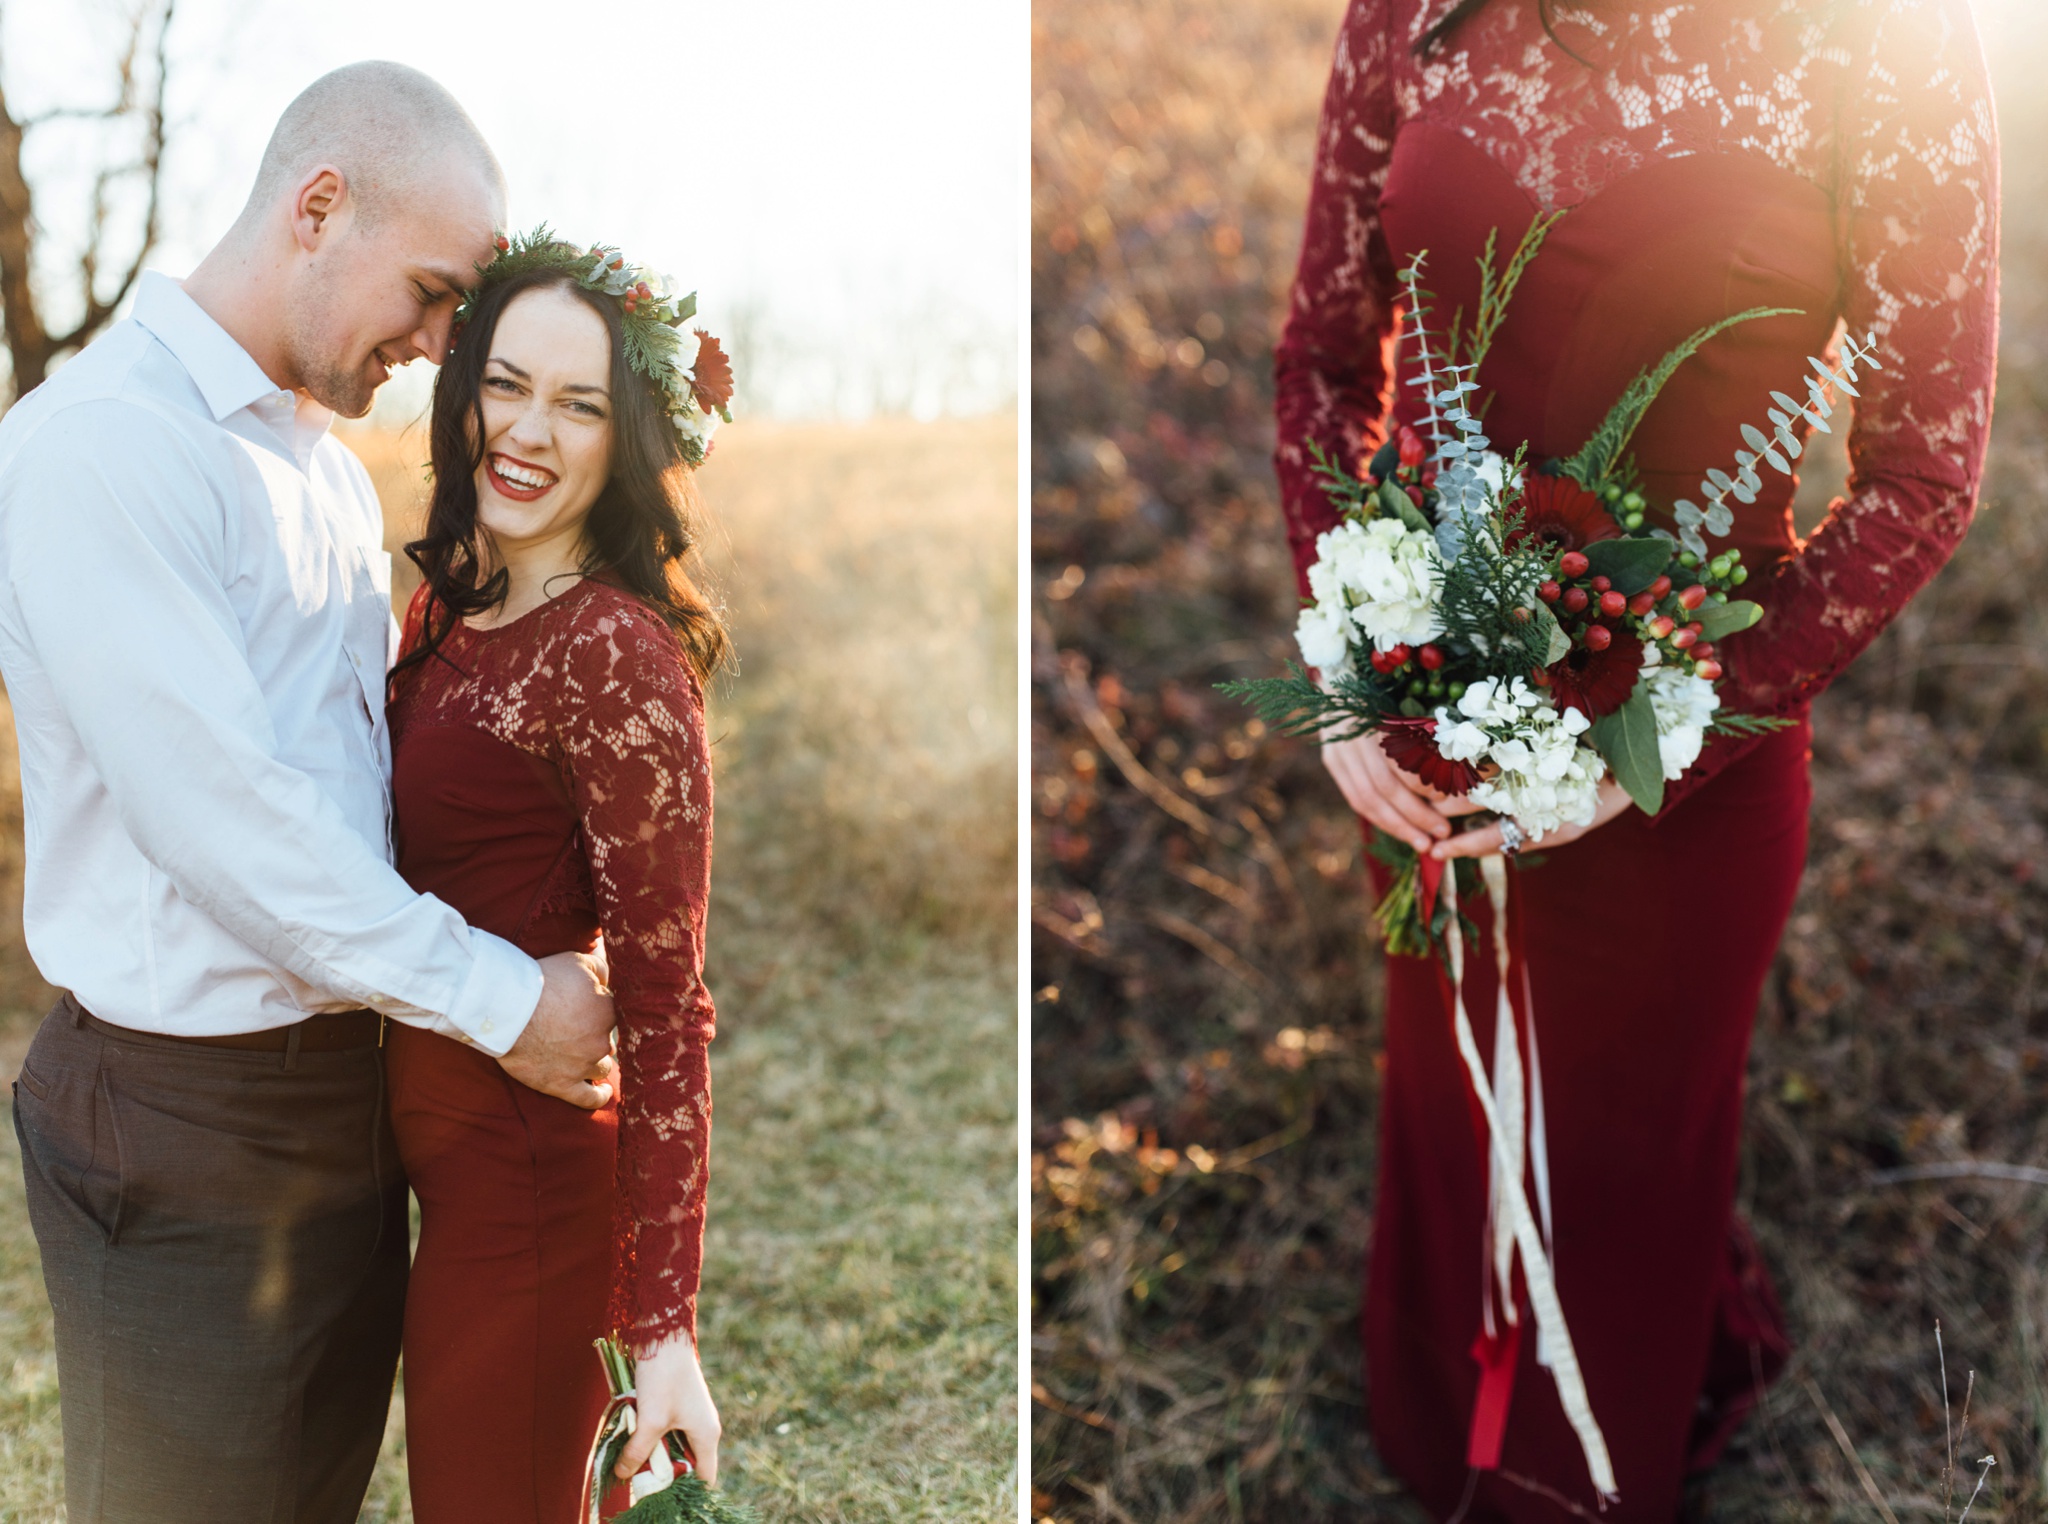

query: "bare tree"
xmin=0 ymin=0 xmax=174 ymax=402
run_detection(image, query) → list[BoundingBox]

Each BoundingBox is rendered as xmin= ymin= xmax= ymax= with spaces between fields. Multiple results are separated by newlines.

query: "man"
xmin=0 ymin=62 xmax=615 ymax=1523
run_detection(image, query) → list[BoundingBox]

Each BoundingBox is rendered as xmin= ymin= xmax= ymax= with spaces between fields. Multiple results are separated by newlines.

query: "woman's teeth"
xmin=494 ymin=459 xmax=554 ymax=489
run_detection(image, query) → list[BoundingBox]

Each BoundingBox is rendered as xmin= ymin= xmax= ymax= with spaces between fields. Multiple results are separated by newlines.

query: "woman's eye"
xmin=568 ymin=400 xmax=606 ymax=418
xmin=485 ymin=376 xmax=519 ymax=393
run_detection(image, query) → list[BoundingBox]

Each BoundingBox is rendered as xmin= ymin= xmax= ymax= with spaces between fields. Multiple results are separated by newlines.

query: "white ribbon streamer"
xmin=1443 ymin=858 xmax=1618 ymax=1501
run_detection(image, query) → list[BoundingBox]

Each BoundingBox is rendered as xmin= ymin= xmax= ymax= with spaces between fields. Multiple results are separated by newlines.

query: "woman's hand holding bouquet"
xmin=1231 ymin=216 xmax=1876 ymax=957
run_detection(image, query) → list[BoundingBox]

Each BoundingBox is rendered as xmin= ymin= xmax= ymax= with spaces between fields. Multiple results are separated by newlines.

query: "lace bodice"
xmin=391 ymin=578 xmax=716 ymax=1349
xmin=1275 ymin=0 xmax=1999 ymax=805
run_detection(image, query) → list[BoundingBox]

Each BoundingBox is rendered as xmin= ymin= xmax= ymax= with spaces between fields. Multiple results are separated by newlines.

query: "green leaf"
xmin=1558 ymin=306 xmax=1803 ymax=488
xmin=1581 ymin=537 xmax=1673 ymax=595
xmin=1590 ymin=686 xmax=1665 ymax=815
xmin=1530 ymin=600 xmax=1571 ymax=664
xmin=1706 ymin=710 xmax=1795 ymax=738
xmin=1376 ymin=479 xmax=1433 ymax=535
xmin=1693 ymin=599 xmax=1763 ymax=641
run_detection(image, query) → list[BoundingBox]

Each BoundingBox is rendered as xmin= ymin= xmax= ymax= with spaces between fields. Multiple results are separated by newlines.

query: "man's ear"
xmin=290 ymin=166 xmax=349 ymax=254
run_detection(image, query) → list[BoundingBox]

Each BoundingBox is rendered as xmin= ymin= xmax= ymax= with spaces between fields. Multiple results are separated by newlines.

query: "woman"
xmin=1275 ymin=1 xmax=1996 ymax=1518
xmin=384 ymin=233 xmax=734 ymax=1521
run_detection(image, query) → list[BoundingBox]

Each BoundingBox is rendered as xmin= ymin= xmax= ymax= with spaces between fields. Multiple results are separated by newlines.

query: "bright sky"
xmin=9 ymin=0 xmax=1023 ymax=417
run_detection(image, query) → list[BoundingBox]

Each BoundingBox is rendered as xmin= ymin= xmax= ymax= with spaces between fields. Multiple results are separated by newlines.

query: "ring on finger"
xmin=1497 ymin=817 xmax=1526 ymax=857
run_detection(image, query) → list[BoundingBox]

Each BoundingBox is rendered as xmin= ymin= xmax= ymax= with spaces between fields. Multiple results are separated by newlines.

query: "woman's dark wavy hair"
xmin=1417 ymin=0 xmax=1591 ymax=63
xmin=391 ymin=267 xmax=731 ymax=693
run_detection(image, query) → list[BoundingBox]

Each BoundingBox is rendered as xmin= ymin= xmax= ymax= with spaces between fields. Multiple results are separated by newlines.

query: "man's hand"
xmin=497 ymin=950 xmax=616 ymax=1109
xmin=1322 ymin=730 xmax=1453 ymax=852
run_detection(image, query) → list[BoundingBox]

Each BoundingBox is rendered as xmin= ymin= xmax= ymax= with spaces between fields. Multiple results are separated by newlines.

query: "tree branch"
xmin=53 ymin=0 xmax=173 ymax=354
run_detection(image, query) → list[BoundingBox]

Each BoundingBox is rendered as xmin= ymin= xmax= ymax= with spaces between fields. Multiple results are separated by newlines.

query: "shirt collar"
xmin=132 ymin=271 xmax=298 ymax=423
xmin=132 ymin=272 xmax=336 ymax=466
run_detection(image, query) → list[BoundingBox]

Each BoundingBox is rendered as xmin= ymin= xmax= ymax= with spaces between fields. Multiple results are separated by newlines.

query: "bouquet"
xmin=580 ymin=1338 xmax=759 ymax=1524
xmin=1230 ymin=217 xmax=1877 ymax=958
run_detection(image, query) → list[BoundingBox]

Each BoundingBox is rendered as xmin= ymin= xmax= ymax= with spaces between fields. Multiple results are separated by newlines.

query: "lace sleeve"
xmin=556 ymin=595 xmax=717 ymax=1350
xmin=1274 ymin=0 xmax=1402 ymax=599
xmin=1663 ymin=0 xmax=1999 ymax=809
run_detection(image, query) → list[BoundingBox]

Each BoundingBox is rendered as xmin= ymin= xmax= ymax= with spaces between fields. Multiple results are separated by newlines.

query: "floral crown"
xmin=453 ymin=226 xmax=735 ymax=465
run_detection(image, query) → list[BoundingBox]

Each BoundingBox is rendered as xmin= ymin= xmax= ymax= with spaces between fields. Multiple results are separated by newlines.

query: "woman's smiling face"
xmin=472 ymin=283 xmax=615 ymax=557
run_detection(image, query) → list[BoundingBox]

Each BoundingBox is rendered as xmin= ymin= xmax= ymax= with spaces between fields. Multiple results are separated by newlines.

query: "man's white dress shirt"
xmin=0 ymin=272 xmax=541 ymax=1053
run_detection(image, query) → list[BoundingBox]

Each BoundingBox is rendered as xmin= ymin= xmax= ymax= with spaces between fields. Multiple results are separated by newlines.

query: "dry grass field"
xmin=0 ymin=411 xmax=1019 ymax=1522
xmin=1031 ymin=4 xmax=2048 ymax=1522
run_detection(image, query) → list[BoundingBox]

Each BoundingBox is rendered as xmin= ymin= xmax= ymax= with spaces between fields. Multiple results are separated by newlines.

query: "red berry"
xmin=1599 ymin=590 xmax=1627 ymax=617
xmin=1590 ymin=575 xmax=1612 ymax=593
xmin=495 ymin=234 xmax=510 ymax=252
xmin=1529 ymin=667 xmax=1552 ymax=688
xmin=1649 ymin=575 xmax=1673 ymax=599
xmin=1538 ymin=580 xmax=1561 ymax=603
xmin=1694 ymin=659 xmax=1724 ymax=681
xmin=1671 ymin=628 xmax=1698 ymax=650
xmin=1648 ymin=615 xmax=1675 ymax=638
xmin=1684 ymin=621 xmax=1704 ymax=638
xmin=1397 ymin=425 xmax=1427 ymax=467
xmin=1421 ymin=469 xmax=1438 ymax=488
xmin=1370 ymin=650 xmax=1395 ymax=675
xmin=1628 ymin=591 xmax=1656 ymax=616
xmin=1584 ymin=624 xmax=1613 ymax=651
xmin=1559 ymin=551 xmax=1590 ymax=580
xmin=1418 ymin=644 xmax=1445 ymax=670
xmin=1406 ymin=484 xmax=1425 ymax=508
xmin=1679 ymin=584 xmax=1708 ymax=610
xmin=1386 ymin=643 xmax=1411 ymax=666
xmin=1562 ymin=586 xmax=1590 ymax=614
xmin=1692 ymin=642 xmax=1716 ymax=662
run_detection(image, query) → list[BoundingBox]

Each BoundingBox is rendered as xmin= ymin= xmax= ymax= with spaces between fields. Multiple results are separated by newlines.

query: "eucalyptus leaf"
xmin=1693 ymin=599 xmax=1763 ymax=641
xmin=1581 ymin=536 xmax=1673 ymax=595
xmin=1590 ymin=686 xmax=1665 ymax=815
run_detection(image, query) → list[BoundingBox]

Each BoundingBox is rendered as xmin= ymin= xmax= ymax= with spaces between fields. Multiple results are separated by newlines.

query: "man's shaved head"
xmin=242 ymin=61 xmax=505 ymax=232
xmin=184 ymin=61 xmax=508 ymax=417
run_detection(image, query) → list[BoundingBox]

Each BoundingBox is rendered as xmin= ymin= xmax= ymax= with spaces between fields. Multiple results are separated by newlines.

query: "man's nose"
xmin=415 ymin=312 xmax=454 ymax=365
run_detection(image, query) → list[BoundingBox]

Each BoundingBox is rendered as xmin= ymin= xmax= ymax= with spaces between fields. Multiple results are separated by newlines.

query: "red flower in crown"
xmin=1509 ymin=474 xmax=1621 ymax=554
xmin=1379 ymin=716 xmax=1480 ymax=797
xmin=688 ymin=331 xmax=734 ymax=416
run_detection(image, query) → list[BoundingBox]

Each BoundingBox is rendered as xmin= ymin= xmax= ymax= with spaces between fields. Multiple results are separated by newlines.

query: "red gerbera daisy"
xmin=1379 ymin=716 xmax=1481 ymax=796
xmin=1549 ymin=627 xmax=1644 ymax=718
xmin=1510 ymin=474 xmax=1621 ymax=553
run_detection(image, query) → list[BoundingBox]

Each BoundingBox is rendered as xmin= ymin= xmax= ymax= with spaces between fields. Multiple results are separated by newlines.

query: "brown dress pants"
xmin=11 ymin=995 xmax=408 ymax=1524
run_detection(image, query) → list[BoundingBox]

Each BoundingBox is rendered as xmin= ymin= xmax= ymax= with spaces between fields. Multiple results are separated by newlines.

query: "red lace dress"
xmin=1275 ymin=1 xmax=1997 ymax=1518
xmin=383 ymin=576 xmax=716 ymax=1524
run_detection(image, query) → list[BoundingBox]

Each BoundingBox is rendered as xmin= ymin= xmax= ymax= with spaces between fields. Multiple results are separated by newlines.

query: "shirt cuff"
xmin=435 ymin=930 xmax=544 ymax=1057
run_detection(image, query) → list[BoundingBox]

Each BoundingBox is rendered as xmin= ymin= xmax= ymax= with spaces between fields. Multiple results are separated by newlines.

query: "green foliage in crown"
xmin=455 ymin=225 xmax=736 ymax=466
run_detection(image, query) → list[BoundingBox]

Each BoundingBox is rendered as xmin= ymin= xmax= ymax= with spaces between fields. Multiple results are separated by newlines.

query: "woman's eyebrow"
xmin=562 ymin=382 xmax=610 ymax=397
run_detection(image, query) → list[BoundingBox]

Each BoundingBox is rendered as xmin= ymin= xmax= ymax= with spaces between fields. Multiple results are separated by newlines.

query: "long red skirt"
xmin=387 ymin=1023 xmax=617 ymax=1523
xmin=1365 ymin=720 xmax=1810 ymax=1522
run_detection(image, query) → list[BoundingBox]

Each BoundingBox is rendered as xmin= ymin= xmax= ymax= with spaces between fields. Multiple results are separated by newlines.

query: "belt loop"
xmin=282 ymin=1022 xmax=302 ymax=1073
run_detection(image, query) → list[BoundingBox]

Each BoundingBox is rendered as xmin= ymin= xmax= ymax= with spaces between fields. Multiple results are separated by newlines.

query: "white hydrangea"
xmin=1642 ymin=660 xmax=1721 ymax=780
xmin=1294 ymin=601 xmax=1354 ymax=675
xmin=1299 ymin=516 xmax=1445 ymax=657
xmin=1433 ymin=676 xmax=1607 ymax=840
